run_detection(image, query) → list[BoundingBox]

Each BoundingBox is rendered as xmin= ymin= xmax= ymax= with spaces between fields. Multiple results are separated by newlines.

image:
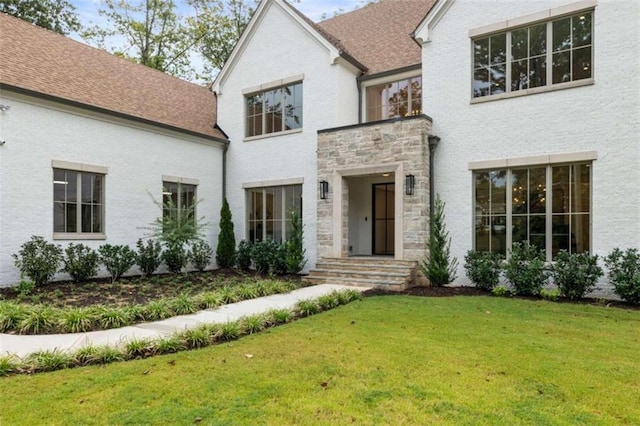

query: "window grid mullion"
xmin=506 ymin=169 xmax=513 ymax=258
xmin=545 ymin=165 xmax=553 ymax=262
xmin=76 ymin=173 xmax=82 ymax=233
xmin=506 ymin=32 xmax=512 ymax=93
xmin=281 ymin=187 xmax=286 ymax=241
xmin=546 ymin=21 xmax=553 ymax=87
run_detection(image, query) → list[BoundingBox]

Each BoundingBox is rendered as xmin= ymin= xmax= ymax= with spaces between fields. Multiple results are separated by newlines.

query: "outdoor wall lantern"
xmin=320 ymin=180 xmax=329 ymax=200
xmin=405 ymin=174 xmax=415 ymax=196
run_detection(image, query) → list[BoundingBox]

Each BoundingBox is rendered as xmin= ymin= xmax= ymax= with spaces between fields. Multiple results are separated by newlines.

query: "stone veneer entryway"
xmin=310 ymin=115 xmax=433 ymax=290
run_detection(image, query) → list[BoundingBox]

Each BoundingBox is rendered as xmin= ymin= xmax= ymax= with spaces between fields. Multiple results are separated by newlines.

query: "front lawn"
xmin=1 ymin=296 xmax=638 ymax=424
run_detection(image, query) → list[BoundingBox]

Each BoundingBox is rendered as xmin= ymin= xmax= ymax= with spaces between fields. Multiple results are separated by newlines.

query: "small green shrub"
xmin=73 ymin=345 xmax=101 ymax=365
xmin=552 ymin=251 xmax=603 ymax=300
xmin=251 ymin=239 xmax=287 ymax=275
xmin=17 ymin=279 xmax=35 ymax=296
xmin=218 ymin=286 xmax=240 ymax=304
xmin=61 ymin=243 xmax=99 ymax=283
xmin=98 ymin=244 xmax=137 ymax=283
xmin=505 ymin=242 xmax=548 ymax=296
xmin=197 ymin=291 xmax=222 ymax=309
xmin=91 ymin=345 xmax=126 ymax=364
xmin=189 ymin=240 xmax=213 ymax=272
xmin=604 ymin=248 xmax=640 ymax=304
xmin=19 ymin=305 xmax=56 ymax=334
xmin=285 ymin=210 xmax=307 ymax=274
xmin=540 ymin=288 xmax=561 ymax=301
xmin=216 ymin=199 xmax=236 ymax=269
xmin=235 ymin=283 xmax=258 ymax=300
xmin=236 ymin=240 xmax=252 ymax=271
xmin=464 ymin=250 xmax=503 ymax=291
xmin=136 ymin=238 xmax=163 ymax=277
xmin=162 ymin=244 xmax=188 ymax=274
xmin=13 ymin=236 xmax=63 ymax=286
xmin=317 ymin=293 xmax=339 ymax=310
xmin=492 ymin=285 xmax=511 ymax=297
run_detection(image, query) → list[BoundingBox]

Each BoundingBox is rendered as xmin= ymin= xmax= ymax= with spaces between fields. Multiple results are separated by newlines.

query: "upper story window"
xmin=365 ymin=76 xmax=422 ymax=122
xmin=246 ymin=82 xmax=303 ymax=138
xmin=53 ymin=168 xmax=104 ymax=236
xmin=473 ymin=10 xmax=593 ymax=99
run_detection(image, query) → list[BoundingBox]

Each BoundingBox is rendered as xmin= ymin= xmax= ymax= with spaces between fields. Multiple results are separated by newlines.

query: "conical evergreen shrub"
xmin=421 ymin=194 xmax=458 ymax=286
xmin=216 ymin=199 xmax=236 ymax=268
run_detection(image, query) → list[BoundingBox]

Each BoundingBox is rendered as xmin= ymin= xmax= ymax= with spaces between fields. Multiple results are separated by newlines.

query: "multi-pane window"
xmin=162 ymin=182 xmax=196 ymax=222
xmin=474 ymin=162 xmax=591 ymax=260
xmin=247 ymin=185 xmax=302 ymax=243
xmin=246 ymin=82 xmax=303 ymax=137
xmin=365 ymin=76 xmax=422 ymax=122
xmin=53 ymin=169 xmax=104 ymax=234
xmin=473 ymin=11 xmax=593 ymax=98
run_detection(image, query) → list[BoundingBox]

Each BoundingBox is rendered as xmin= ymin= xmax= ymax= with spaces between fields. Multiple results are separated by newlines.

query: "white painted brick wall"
xmin=0 ymin=93 xmax=224 ymax=286
xmin=422 ymin=0 xmax=640 ymax=284
xmin=216 ymin=0 xmax=360 ymax=272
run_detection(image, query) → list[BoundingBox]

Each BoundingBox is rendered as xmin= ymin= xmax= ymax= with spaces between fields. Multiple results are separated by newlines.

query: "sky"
xmin=71 ymin=0 xmax=363 ymax=26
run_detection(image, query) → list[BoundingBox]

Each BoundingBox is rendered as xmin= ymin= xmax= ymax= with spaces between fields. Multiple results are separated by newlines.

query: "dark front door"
xmin=372 ymin=183 xmax=395 ymax=255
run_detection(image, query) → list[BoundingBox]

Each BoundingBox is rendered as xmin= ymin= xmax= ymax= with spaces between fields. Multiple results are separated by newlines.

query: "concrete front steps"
xmin=304 ymin=257 xmax=419 ymax=291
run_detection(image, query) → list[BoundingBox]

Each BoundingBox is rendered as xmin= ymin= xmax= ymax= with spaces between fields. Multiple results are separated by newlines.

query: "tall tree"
xmin=82 ymin=0 xmax=196 ymax=79
xmin=0 ymin=0 xmax=81 ymax=34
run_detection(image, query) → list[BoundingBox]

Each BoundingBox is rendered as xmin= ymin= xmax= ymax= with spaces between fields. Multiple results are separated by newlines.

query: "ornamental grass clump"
xmin=552 ymin=250 xmax=603 ymax=300
xmin=505 ymin=242 xmax=548 ymax=296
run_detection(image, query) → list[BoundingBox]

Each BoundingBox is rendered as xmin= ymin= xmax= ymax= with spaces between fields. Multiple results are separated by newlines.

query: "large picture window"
xmin=247 ymin=185 xmax=302 ymax=243
xmin=474 ymin=162 xmax=591 ymax=260
xmin=53 ymin=169 xmax=104 ymax=235
xmin=365 ymin=76 xmax=422 ymax=122
xmin=473 ymin=11 xmax=592 ymax=98
xmin=246 ymin=82 xmax=303 ymax=137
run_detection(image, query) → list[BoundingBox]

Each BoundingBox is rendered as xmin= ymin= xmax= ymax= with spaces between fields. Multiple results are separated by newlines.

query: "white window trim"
xmin=243 ymin=177 xmax=304 ymax=189
xmin=470 ymin=156 xmax=595 ymax=261
xmin=469 ymin=1 xmax=596 ymax=102
xmin=52 ymin=164 xmax=107 ymax=240
xmin=162 ymin=175 xmax=199 ymax=186
xmin=243 ymin=127 xmax=303 ymax=143
xmin=242 ymin=74 xmax=304 ymax=95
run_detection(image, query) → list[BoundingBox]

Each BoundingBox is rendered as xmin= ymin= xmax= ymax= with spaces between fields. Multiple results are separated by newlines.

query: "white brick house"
xmin=1 ymin=0 xmax=638 ymax=289
xmin=0 ymin=14 xmax=227 ymax=286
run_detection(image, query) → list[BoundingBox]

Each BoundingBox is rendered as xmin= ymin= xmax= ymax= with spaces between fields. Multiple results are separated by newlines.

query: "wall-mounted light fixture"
xmin=0 ymin=104 xmax=11 ymax=112
xmin=319 ymin=180 xmax=329 ymax=200
xmin=405 ymin=174 xmax=415 ymax=196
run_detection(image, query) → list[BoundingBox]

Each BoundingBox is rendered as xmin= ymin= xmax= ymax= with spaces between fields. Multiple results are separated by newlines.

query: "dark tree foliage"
xmin=421 ymin=195 xmax=458 ymax=286
xmin=0 ymin=0 xmax=81 ymax=34
xmin=216 ymin=198 xmax=236 ymax=268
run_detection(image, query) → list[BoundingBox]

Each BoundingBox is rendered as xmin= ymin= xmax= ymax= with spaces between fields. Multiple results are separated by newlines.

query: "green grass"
xmin=1 ymin=296 xmax=639 ymax=425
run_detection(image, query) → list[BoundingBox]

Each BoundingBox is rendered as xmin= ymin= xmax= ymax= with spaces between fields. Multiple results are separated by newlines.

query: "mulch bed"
xmin=0 ymin=269 xmax=302 ymax=308
xmin=362 ymin=285 xmax=640 ymax=310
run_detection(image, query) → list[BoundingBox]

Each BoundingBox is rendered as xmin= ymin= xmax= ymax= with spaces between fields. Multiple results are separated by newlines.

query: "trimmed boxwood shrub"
xmin=62 ymin=243 xmax=99 ymax=283
xmin=505 ymin=242 xmax=548 ymax=296
xmin=464 ymin=250 xmax=503 ymax=291
xmin=605 ymin=248 xmax=640 ymax=304
xmin=13 ymin=236 xmax=62 ymax=287
xmin=552 ymin=250 xmax=603 ymax=300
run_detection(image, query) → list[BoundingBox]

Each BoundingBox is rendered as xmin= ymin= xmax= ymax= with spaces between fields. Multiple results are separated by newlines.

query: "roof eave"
xmin=1 ymin=83 xmax=229 ymax=146
xmin=413 ymin=0 xmax=455 ymax=44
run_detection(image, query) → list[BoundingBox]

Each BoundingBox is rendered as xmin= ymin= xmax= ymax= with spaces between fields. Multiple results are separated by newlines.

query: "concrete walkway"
xmin=0 ymin=284 xmax=364 ymax=358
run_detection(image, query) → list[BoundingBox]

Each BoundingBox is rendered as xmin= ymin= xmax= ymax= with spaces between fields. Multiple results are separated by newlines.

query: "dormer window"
xmin=365 ymin=76 xmax=422 ymax=122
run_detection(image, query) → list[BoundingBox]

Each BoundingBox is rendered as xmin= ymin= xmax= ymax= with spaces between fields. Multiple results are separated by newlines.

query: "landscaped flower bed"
xmin=0 ymin=271 xmax=304 ymax=335
xmin=0 ymin=289 xmax=362 ymax=376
